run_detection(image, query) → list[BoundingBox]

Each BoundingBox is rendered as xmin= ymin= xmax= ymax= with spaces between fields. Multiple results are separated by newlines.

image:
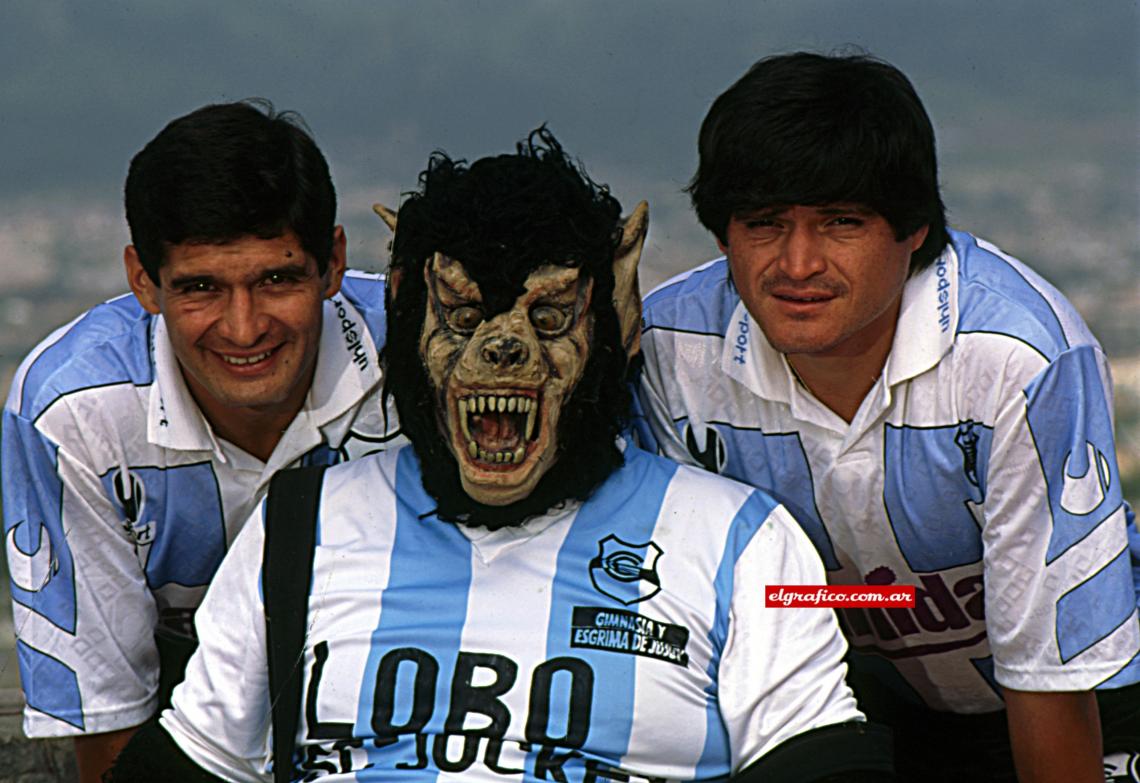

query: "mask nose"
xmin=480 ymin=335 xmax=529 ymax=368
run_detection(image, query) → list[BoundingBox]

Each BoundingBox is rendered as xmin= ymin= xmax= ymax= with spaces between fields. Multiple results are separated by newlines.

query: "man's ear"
xmin=124 ymin=246 xmax=162 ymax=315
xmin=323 ymin=225 xmax=348 ymax=298
xmin=613 ymin=201 xmax=648 ymax=361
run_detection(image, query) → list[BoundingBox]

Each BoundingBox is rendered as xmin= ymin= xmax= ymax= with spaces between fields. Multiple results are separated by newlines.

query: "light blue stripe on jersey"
xmin=17 ymin=296 xmax=153 ymax=421
xmin=882 ymin=423 xmax=991 ymax=572
xmin=1056 ymin=547 xmax=1135 ymax=663
xmin=695 ymin=489 xmax=776 ymax=779
xmin=953 ymin=232 xmax=1069 ymax=360
xmin=3 ymin=413 xmax=76 ymax=635
xmin=1024 ymin=346 xmax=1123 ymax=564
xmin=356 ymin=448 xmax=473 ymax=770
xmin=16 ymin=640 xmax=83 ymax=730
xmin=542 ymin=446 xmax=676 ymax=775
xmin=642 ymin=259 xmax=738 ymax=336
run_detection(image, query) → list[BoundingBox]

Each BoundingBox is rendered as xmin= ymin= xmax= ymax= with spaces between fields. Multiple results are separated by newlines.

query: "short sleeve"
xmin=717 ymin=503 xmax=863 ymax=771
xmin=4 ymin=405 xmax=159 ymax=736
xmin=161 ymin=505 xmax=272 ymax=782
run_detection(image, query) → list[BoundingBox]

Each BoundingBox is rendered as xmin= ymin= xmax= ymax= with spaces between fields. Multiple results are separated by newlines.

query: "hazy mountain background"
xmin=0 ymin=1 xmax=1137 ymax=691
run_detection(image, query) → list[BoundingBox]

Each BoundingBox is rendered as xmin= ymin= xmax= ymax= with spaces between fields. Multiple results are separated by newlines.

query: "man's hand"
xmin=1004 ymin=688 xmax=1101 ymax=783
xmin=75 ymin=726 xmax=140 ymax=783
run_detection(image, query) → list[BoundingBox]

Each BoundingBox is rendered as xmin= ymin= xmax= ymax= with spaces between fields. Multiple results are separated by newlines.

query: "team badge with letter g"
xmin=589 ymin=534 xmax=663 ymax=606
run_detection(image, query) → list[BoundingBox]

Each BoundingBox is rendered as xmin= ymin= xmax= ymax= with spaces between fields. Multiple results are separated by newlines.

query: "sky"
xmin=1 ymin=0 xmax=1136 ymax=303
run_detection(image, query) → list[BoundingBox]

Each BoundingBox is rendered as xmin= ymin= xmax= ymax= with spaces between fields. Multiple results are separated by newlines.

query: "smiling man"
xmin=2 ymin=101 xmax=400 ymax=782
xmin=636 ymin=52 xmax=1140 ymax=781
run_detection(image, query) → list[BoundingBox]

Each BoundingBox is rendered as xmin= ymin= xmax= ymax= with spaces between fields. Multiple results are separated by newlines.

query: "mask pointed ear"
xmin=372 ymin=203 xmax=398 ymax=233
xmin=613 ymin=200 xmax=648 ymax=360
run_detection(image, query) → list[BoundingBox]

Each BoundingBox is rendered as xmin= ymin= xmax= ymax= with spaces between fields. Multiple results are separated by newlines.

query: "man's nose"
xmin=218 ymin=290 xmax=267 ymax=345
xmin=778 ymin=225 xmax=827 ymax=279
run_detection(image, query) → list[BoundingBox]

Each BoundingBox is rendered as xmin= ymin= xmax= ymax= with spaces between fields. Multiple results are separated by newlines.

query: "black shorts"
xmin=847 ymin=668 xmax=1140 ymax=782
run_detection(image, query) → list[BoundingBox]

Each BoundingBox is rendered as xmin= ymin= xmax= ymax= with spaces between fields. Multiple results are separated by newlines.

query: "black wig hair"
xmin=384 ymin=127 xmax=630 ymax=528
xmin=689 ymin=51 xmax=949 ymax=274
xmin=124 ymin=99 xmax=337 ymax=283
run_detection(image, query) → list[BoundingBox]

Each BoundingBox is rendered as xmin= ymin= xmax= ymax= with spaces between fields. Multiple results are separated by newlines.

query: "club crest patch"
xmin=589 ymin=534 xmax=663 ymax=606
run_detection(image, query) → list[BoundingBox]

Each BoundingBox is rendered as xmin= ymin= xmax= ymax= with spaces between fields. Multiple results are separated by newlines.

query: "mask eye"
xmin=447 ymin=305 xmax=484 ymax=333
xmin=530 ymin=305 xmax=569 ymax=335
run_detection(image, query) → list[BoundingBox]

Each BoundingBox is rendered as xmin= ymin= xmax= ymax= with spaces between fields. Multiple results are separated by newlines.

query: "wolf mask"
xmin=378 ymin=128 xmax=648 ymax=528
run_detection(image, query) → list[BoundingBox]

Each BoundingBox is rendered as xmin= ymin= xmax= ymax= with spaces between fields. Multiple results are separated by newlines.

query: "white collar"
xmin=147 ymin=295 xmax=383 ymax=463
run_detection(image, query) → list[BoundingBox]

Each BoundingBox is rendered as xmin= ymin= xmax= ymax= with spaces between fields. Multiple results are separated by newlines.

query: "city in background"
xmin=0 ymin=1 xmax=1137 ymax=703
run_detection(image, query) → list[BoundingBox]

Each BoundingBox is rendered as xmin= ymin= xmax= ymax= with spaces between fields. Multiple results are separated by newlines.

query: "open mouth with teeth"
xmin=220 ymin=348 xmax=276 ymax=366
xmin=455 ymin=391 xmax=539 ymax=469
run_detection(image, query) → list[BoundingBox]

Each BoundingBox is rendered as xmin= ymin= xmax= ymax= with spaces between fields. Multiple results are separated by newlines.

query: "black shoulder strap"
xmin=263 ymin=464 xmax=329 ymax=783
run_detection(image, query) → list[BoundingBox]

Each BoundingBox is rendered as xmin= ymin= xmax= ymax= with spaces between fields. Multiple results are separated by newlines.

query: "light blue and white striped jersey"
xmin=163 ymin=444 xmax=861 ymax=782
xmin=3 ymin=272 xmax=402 ymax=737
xmin=636 ymin=230 xmax=1140 ymax=713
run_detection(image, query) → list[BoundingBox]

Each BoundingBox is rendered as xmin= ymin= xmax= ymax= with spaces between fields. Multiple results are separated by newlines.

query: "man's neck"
xmin=205 ymin=406 xmax=298 ymax=462
xmin=188 ymin=376 xmax=314 ymax=463
xmin=785 ymin=308 xmax=900 ymax=425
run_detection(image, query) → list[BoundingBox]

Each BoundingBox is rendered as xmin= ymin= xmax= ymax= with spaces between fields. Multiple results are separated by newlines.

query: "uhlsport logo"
xmin=111 ymin=467 xmax=156 ymax=547
xmin=1059 ymin=441 xmax=1112 ymax=516
xmin=589 ymin=535 xmax=663 ymax=606
xmin=1104 ymin=751 xmax=1140 ymax=782
xmin=683 ymin=423 xmax=727 ymax=474
xmin=6 ymin=522 xmax=58 ymax=592
xmin=332 ymin=297 xmax=370 ymax=370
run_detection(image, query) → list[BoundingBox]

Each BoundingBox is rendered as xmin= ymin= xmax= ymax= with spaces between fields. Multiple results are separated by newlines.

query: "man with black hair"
xmin=106 ymin=129 xmax=895 ymax=782
xmin=636 ymin=51 xmax=1140 ymax=781
xmin=3 ymin=101 xmax=399 ymax=781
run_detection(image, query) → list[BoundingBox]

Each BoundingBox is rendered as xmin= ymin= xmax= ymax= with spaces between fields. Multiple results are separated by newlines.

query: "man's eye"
xmin=530 ymin=305 xmax=568 ymax=334
xmin=830 ymin=216 xmax=864 ymax=227
xmin=447 ymin=306 xmax=484 ymax=332
xmin=263 ymin=273 xmax=297 ymax=285
xmin=178 ymin=282 xmax=214 ymax=294
xmin=743 ymin=219 xmax=775 ymax=230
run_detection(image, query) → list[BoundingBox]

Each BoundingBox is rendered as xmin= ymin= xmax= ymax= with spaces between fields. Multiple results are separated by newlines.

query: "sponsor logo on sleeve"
xmin=332 ymin=298 xmax=370 ymax=371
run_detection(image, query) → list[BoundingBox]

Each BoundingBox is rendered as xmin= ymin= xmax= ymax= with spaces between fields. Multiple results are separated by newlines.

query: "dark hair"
xmin=124 ymin=100 xmax=337 ymax=283
xmin=384 ymin=127 xmax=629 ymax=528
xmin=689 ymin=51 xmax=949 ymax=274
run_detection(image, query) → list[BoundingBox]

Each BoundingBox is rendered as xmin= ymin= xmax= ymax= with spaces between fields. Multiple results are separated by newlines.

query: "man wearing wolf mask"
xmin=107 ymin=129 xmax=892 ymax=782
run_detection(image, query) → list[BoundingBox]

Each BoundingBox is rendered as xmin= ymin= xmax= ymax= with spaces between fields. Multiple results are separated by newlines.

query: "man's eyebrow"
xmin=167 ymin=273 xmax=215 ymax=289
xmin=816 ymin=204 xmax=874 ymax=215
xmin=736 ymin=206 xmax=783 ymax=218
xmin=259 ymin=262 xmax=312 ymax=278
